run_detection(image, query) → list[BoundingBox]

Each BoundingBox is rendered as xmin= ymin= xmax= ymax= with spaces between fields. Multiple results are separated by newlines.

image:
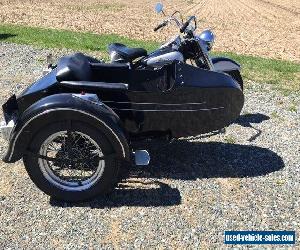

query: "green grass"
xmin=0 ymin=23 xmax=299 ymax=94
xmin=224 ymin=135 xmax=236 ymax=144
xmin=288 ymin=104 xmax=297 ymax=112
xmin=0 ymin=23 xmax=158 ymax=55
xmin=271 ymin=111 xmax=281 ymax=120
xmin=213 ymin=51 xmax=300 ymax=93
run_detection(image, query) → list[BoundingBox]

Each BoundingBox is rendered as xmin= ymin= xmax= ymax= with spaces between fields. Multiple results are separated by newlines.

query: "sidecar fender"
xmin=211 ymin=57 xmax=241 ymax=72
xmin=3 ymin=93 xmax=130 ymax=163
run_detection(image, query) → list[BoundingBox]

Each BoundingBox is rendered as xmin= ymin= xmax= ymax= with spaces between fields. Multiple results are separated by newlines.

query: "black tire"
xmin=23 ymin=121 xmax=121 ymax=202
xmin=227 ymin=70 xmax=243 ymax=90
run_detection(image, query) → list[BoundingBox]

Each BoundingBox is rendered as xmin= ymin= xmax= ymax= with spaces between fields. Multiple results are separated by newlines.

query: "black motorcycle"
xmin=0 ymin=3 xmax=244 ymax=202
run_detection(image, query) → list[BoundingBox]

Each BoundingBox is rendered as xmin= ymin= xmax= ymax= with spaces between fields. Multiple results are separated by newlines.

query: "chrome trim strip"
xmin=111 ymin=107 xmax=224 ymax=112
xmin=103 ymin=101 xmax=207 ymax=105
xmin=60 ymin=81 xmax=128 ymax=90
xmin=8 ymin=108 xmax=126 ymax=161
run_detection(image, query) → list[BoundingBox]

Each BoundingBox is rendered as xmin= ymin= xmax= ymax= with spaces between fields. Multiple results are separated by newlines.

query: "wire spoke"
xmin=41 ymin=131 xmax=103 ymax=187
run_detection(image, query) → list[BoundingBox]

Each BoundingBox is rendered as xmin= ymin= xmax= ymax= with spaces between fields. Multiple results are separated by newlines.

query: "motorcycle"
xmin=0 ymin=3 xmax=244 ymax=202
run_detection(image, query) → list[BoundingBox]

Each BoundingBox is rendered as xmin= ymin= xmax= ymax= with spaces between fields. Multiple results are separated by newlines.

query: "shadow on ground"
xmin=51 ymin=113 xmax=284 ymax=208
xmin=0 ymin=33 xmax=16 ymax=40
xmin=50 ymin=180 xmax=181 ymax=208
xmin=236 ymin=113 xmax=270 ymax=126
xmin=136 ymin=140 xmax=283 ymax=180
xmin=235 ymin=113 xmax=270 ymax=141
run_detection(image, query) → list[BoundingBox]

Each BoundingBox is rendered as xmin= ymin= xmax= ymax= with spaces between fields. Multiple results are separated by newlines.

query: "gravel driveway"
xmin=0 ymin=43 xmax=299 ymax=249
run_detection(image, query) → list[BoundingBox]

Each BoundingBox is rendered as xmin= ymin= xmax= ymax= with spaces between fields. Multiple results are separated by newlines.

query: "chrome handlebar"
xmin=154 ymin=12 xmax=196 ymax=33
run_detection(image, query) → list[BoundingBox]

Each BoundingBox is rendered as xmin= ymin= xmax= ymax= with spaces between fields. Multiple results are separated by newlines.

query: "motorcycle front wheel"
xmin=23 ymin=121 xmax=120 ymax=202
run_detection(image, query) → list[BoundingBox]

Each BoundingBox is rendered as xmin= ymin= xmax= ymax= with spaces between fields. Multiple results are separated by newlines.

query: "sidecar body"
xmin=1 ymin=52 xmax=244 ymax=164
xmin=0 ymin=51 xmax=244 ymax=201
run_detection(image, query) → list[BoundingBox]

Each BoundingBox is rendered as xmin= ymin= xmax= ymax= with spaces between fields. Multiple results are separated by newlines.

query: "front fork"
xmin=195 ymin=42 xmax=214 ymax=71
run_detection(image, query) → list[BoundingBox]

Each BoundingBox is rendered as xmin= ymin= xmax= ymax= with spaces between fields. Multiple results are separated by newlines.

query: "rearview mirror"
xmin=155 ymin=3 xmax=164 ymax=13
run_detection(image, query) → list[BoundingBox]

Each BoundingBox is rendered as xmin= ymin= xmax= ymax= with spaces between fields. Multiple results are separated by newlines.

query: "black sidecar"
xmin=0 ymin=51 xmax=243 ymax=201
xmin=0 ymin=1 xmax=247 ymax=202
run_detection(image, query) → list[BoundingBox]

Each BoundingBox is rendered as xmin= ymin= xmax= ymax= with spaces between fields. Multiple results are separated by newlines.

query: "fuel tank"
xmin=142 ymin=47 xmax=184 ymax=67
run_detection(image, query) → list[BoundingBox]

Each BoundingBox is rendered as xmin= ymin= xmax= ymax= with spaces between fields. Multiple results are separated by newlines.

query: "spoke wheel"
xmin=38 ymin=131 xmax=105 ymax=191
xmin=23 ymin=120 xmax=126 ymax=202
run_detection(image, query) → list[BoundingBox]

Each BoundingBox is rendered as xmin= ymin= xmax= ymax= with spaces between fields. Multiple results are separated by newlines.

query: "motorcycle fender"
xmin=3 ymin=93 xmax=130 ymax=163
xmin=211 ymin=57 xmax=241 ymax=72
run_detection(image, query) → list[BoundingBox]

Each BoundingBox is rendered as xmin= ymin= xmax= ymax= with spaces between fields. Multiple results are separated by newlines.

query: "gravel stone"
xmin=0 ymin=42 xmax=299 ymax=249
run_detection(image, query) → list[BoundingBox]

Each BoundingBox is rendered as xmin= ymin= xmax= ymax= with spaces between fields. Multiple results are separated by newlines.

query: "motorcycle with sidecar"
xmin=0 ymin=3 xmax=244 ymax=202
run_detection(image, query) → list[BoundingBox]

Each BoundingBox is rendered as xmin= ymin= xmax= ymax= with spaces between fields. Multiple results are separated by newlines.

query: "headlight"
xmin=199 ymin=29 xmax=215 ymax=51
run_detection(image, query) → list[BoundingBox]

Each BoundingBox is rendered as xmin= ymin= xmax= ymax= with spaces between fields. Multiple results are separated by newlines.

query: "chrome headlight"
xmin=199 ymin=29 xmax=215 ymax=51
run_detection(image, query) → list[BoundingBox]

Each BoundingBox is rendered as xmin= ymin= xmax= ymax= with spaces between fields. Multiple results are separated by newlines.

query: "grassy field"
xmin=1 ymin=23 xmax=299 ymax=94
xmin=1 ymin=0 xmax=299 ymax=62
xmin=0 ymin=24 xmax=159 ymax=55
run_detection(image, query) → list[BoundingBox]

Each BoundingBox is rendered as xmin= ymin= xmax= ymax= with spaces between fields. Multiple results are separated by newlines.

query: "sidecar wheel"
xmin=23 ymin=121 xmax=121 ymax=202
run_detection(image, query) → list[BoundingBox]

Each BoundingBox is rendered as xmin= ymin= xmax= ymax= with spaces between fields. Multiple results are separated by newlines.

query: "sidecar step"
xmin=133 ymin=150 xmax=150 ymax=166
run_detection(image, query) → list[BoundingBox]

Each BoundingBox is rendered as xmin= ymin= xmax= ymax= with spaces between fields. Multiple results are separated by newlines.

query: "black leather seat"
xmin=56 ymin=53 xmax=92 ymax=82
xmin=108 ymin=43 xmax=147 ymax=62
xmin=56 ymin=53 xmax=130 ymax=82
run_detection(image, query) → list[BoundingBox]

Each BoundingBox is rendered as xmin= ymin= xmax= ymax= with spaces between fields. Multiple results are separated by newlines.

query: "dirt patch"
xmin=0 ymin=0 xmax=299 ymax=62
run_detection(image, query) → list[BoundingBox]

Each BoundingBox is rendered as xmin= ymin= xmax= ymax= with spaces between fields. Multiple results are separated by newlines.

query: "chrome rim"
xmin=38 ymin=131 xmax=105 ymax=191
